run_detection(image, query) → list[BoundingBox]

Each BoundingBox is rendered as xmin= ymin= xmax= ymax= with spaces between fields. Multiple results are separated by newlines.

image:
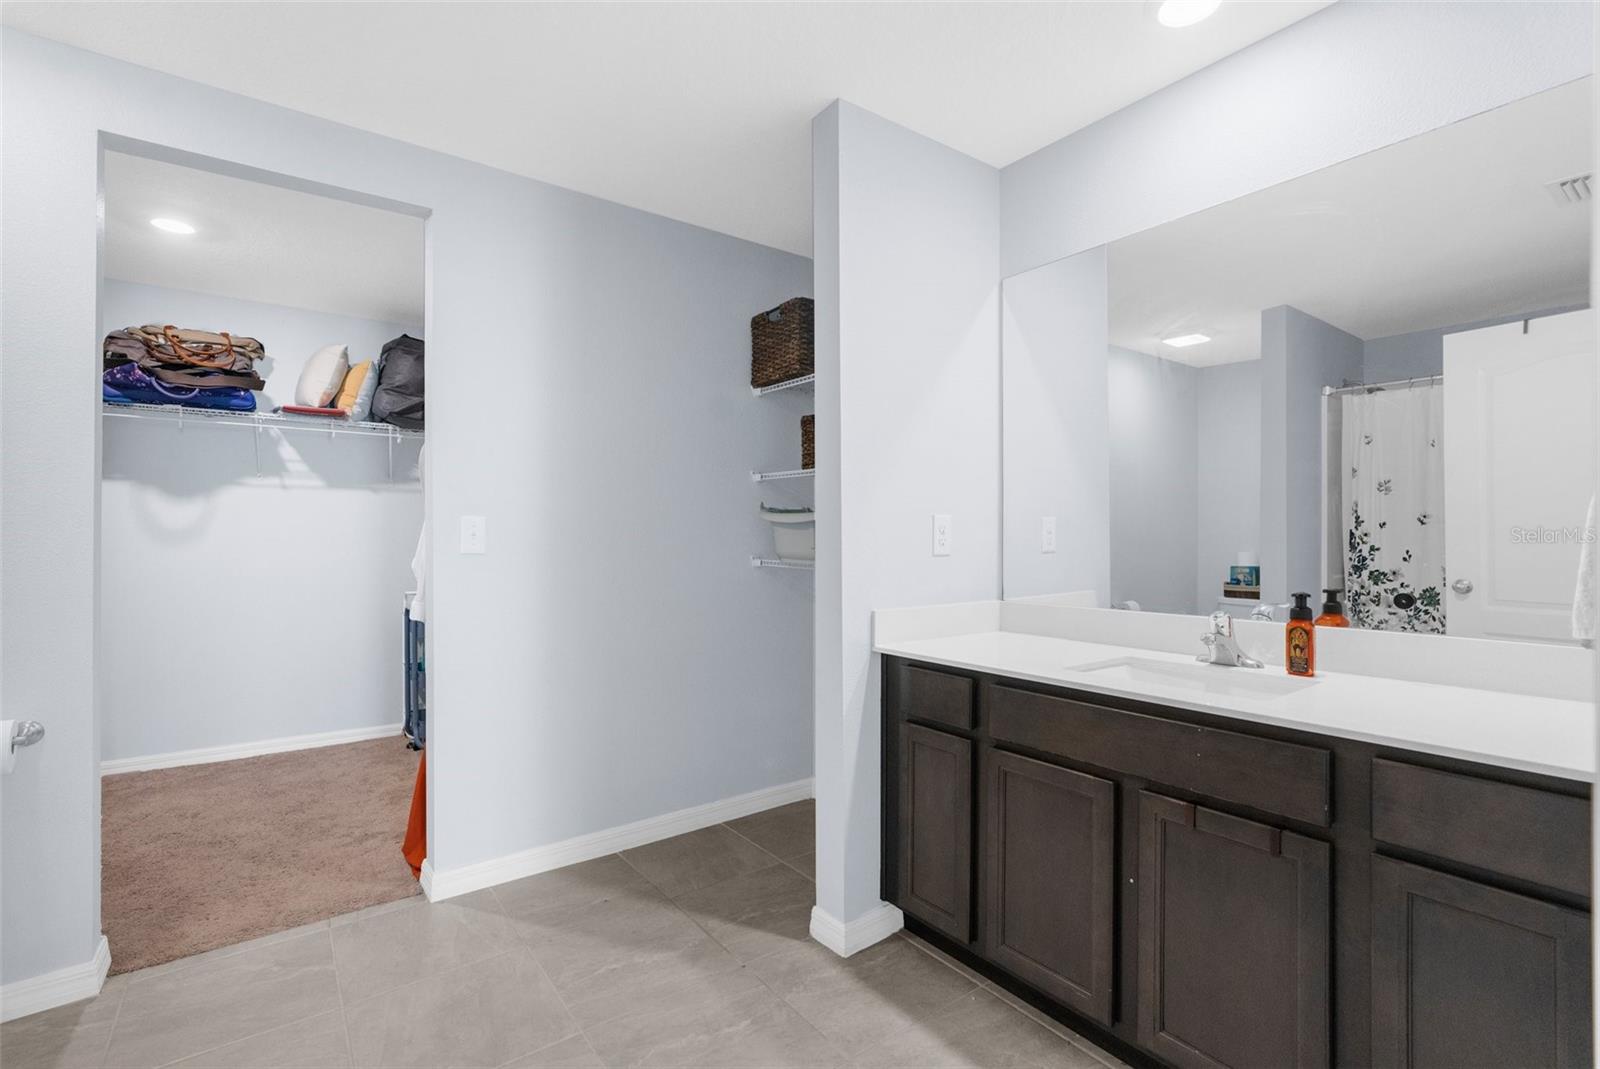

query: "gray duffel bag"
xmin=372 ymin=334 xmax=424 ymax=430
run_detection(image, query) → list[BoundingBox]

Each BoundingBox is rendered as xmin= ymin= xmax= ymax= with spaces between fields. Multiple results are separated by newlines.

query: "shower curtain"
xmin=1340 ymin=385 xmax=1446 ymax=633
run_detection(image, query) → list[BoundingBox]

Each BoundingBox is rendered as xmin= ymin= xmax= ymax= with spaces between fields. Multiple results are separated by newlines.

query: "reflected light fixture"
xmin=150 ymin=217 xmax=196 ymax=235
xmin=1163 ymin=333 xmax=1211 ymax=348
xmin=1156 ymin=0 xmax=1221 ymax=28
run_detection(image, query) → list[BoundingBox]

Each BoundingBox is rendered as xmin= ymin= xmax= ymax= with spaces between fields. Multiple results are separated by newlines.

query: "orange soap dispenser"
xmin=1286 ymin=592 xmax=1315 ymax=677
xmin=1316 ymin=589 xmax=1350 ymax=628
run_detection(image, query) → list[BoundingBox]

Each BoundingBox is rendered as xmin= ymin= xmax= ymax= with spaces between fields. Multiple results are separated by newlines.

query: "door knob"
xmin=1451 ymin=579 xmax=1474 ymax=596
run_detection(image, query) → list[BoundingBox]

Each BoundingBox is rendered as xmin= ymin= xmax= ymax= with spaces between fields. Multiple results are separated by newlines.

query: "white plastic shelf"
xmin=750 ymin=557 xmax=814 ymax=570
xmin=750 ymin=467 xmax=815 ymax=482
xmin=751 ymin=373 xmax=814 ymax=397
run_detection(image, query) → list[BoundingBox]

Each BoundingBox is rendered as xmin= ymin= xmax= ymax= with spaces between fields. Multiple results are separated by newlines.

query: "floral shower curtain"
xmin=1341 ymin=384 xmax=1446 ymax=633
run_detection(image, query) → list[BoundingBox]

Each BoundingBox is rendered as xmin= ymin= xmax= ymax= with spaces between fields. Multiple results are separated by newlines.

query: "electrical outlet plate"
xmin=460 ymin=515 xmax=487 ymax=554
xmin=1042 ymin=516 xmax=1057 ymax=554
xmin=932 ymin=514 xmax=952 ymax=557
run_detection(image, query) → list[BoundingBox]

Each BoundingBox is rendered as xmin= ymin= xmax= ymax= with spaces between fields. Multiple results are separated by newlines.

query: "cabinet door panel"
xmin=1371 ymin=855 xmax=1591 ymax=1069
xmin=897 ymin=722 xmax=972 ymax=942
xmin=983 ymin=749 xmax=1115 ymax=1025
xmin=1138 ymin=791 xmax=1330 ymax=1069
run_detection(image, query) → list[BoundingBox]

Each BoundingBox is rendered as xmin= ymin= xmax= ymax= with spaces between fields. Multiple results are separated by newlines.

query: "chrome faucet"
xmin=1198 ymin=612 xmax=1263 ymax=668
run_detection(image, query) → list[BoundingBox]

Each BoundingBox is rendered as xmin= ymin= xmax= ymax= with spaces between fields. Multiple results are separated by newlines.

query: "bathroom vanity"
xmin=876 ymin=617 xmax=1592 ymax=1069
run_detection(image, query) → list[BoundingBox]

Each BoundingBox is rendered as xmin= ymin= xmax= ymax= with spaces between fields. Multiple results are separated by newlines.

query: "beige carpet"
xmin=102 ymin=736 xmax=422 ymax=974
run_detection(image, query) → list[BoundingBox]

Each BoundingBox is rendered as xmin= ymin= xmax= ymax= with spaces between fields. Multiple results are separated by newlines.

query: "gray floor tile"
xmin=783 ymin=852 xmax=816 ymax=881
xmin=510 ymin=882 xmax=742 ymax=1025
xmin=979 ymin=984 xmax=1125 ymax=1069
xmin=327 ymin=895 xmax=427 ymax=929
xmin=899 ymin=932 xmax=991 ymax=988
xmin=331 ymin=889 xmax=516 ymax=1003
xmin=619 ymin=826 xmax=779 ymax=899
xmin=493 ymin=856 xmax=655 ymax=920
xmin=674 ymin=862 xmax=815 ymax=963
xmin=118 ymin=921 xmax=331 ymax=987
xmin=582 ymin=967 xmax=844 ymax=1068
xmin=747 ymin=936 xmax=976 ymax=1054
xmin=103 ymin=929 xmax=339 ymax=1069
xmin=163 ymin=1010 xmax=351 ymax=1068
xmin=0 ymin=979 xmax=125 ymax=1069
xmin=498 ymin=1033 xmax=604 ymax=1068
xmin=344 ymin=949 xmax=576 ymax=1069
xmin=725 ymin=801 xmax=814 ymax=860
xmin=852 ymin=988 xmax=1104 ymax=1069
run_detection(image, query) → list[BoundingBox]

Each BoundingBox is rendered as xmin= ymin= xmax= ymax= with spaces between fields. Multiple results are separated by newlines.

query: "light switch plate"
xmin=460 ymin=515 xmax=487 ymax=555
xmin=1042 ymin=516 xmax=1057 ymax=554
xmin=932 ymin=514 xmax=952 ymax=557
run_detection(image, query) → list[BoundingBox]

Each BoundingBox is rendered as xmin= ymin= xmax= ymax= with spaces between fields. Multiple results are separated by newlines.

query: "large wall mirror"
xmin=1001 ymin=78 xmax=1595 ymax=645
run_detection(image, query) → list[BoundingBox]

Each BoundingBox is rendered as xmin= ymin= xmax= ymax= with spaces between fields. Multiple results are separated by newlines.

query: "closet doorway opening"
xmin=95 ymin=143 xmax=431 ymax=975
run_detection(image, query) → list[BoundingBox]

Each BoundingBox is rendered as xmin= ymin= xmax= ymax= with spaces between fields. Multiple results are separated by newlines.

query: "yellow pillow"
xmin=334 ymin=361 xmax=371 ymax=413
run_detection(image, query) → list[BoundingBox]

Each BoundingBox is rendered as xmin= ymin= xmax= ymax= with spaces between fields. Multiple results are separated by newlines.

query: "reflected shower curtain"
xmin=1341 ymin=385 xmax=1446 ymax=633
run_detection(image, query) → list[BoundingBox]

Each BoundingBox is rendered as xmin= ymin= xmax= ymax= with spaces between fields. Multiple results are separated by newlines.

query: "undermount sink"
xmin=1065 ymin=656 xmax=1318 ymax=699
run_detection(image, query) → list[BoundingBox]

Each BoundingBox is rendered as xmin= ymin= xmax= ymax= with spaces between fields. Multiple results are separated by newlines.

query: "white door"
xmin=1443 ymin=309 xmax=1596 ymax=643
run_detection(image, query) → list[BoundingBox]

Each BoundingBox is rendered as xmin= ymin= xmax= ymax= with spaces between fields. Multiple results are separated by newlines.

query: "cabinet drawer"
xmin=1372 ymin=759 xmax=1590 ymax=898
xmin=898 ymin=664 xmax=974 ymax=732
xmin=989 ymin=685 xmax=1330 ymax=826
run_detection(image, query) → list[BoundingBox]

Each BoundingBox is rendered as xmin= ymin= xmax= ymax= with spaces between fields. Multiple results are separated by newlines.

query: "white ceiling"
xmin=104 ymin=151 xmax=424 ymax=324
xmin=5 ymin=1 xmax=1330 ymax=256
xmin=1108 ymin=78 xmax=1594 ymax=368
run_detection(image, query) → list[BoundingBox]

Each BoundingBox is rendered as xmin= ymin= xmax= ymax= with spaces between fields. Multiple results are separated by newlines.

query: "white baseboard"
xmin=101 ymin=722 xmax=405 ymax=775
xmin=418 ymin=858 xmax=437 ymax=901
xmin=809 ymin=902 xmax=904 ymax=957
xmin=424 ymin=777 xmax=814 ymax=902
xmin=1 ymin=935 xmax=110 ymax=1023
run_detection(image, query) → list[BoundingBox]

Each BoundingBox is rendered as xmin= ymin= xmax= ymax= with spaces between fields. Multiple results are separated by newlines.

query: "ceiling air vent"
xmin=1545 ymin=173 xmax=1592 ymax=205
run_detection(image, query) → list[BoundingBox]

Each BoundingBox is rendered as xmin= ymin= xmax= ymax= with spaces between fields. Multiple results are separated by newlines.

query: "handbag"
xmin=102 ymin=362 xmax=257 ymax=412
xmin=104 ymin=325 xmax=266 ymax=391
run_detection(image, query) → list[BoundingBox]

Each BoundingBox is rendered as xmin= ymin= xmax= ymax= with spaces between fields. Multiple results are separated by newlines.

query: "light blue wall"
xmin=1195 ymin=360 xmax=1261 ymax=615
xmin=98 ymin=281 xmax=422 ymax=764
xmin=4 ymin=30 xmax=812 ymax=989
xmin=1109 ymin=346 xmax=1197 ymax=614
xmin=1260 ymin=306 xmax=1362 ymax=605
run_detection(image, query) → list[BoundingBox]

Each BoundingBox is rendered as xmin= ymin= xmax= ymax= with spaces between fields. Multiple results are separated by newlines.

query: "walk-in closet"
xmin=96 ymin=149 xmax=428 ymax=973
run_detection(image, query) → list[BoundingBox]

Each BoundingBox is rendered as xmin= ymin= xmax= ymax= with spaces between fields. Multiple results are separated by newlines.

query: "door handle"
xmin=1451 ymin=579 xmax=1474 ymax=596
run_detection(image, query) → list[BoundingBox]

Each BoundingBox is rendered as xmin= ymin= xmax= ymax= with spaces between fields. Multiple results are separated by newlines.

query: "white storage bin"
xmin=761 ymin=505 xmax=815 ymax=561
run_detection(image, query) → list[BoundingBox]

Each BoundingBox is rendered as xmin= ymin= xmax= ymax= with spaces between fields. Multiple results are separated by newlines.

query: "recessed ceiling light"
xmin=149 ymin=217 xmax=196 ymax=235
xmin=1163 ymin=333 xmax=1211 ymax=348
xmin=1155 ymin=0 xmax=1221 ymax=28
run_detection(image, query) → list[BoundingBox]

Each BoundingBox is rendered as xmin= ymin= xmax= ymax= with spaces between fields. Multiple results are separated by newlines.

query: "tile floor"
xmin=3 ymin=800 xmax=1130 ymax=1069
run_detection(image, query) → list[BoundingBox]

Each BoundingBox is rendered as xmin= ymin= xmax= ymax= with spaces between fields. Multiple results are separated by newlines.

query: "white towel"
xmin=1573 ymin=494 xmax=1596 ymax=642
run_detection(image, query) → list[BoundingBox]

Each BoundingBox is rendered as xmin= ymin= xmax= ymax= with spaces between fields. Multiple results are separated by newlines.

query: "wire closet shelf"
xmin=102 ymin=400 xmax=423 ymax=478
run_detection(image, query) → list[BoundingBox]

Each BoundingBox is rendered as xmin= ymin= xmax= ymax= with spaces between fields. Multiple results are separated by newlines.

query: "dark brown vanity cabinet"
xmin=983 ymin=748 xmax=1115 ymax=1025
xmin=896 ymin=721 xmax=973 ymax=943
xmin=1370 ymin=855 xmax=1591 ymax=1069
xmin=881 ymin=656 xmax=1592 ymax=1069
xmin=1137 ymin=792 xmax=1330 ymax=1069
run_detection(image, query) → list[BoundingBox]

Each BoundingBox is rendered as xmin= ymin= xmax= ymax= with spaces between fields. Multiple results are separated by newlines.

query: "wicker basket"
xmin=801 ymin=414 xmax=815 ymax=470
xmin=750 ymin=298 xmax=814 ymax=388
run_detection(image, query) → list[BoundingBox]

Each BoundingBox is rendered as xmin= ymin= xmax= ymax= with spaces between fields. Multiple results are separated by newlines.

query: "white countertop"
xmin=874 ymin=627 xmax=1595 ymax=782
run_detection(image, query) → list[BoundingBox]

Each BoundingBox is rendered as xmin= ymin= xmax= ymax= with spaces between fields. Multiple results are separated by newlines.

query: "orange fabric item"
xmin=402 ymin=753 xmax=427 ymax=879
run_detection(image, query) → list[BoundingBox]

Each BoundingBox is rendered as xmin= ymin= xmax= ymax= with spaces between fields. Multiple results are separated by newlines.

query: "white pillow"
xmin=295 ymin=344 xmax=350 ymax=407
